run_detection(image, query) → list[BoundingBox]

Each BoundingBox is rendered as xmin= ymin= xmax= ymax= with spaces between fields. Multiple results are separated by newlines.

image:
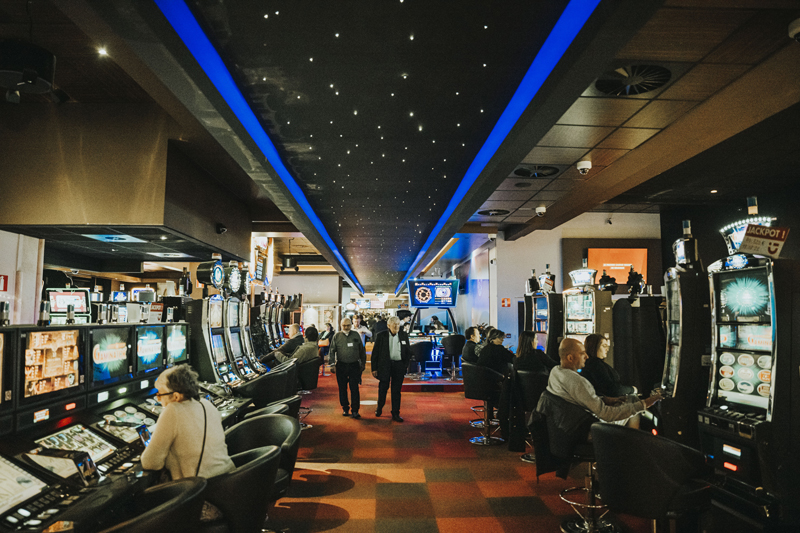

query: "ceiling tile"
xmin=703 ymin=9 xmax=795 ymax=65
xmin=469 ymin=215 xmax=506 ymax=222
xmin=502 ymin=216 xmax=533 ymax=224
xmin=596 ymin=128 xmax=660 ymax=150
xmin=658 ymin=64 xmax=750 ymax=101
xmin=558 ymin=166 xmax=607 ymax=181
xmin=521 ymin=146 xmax=589 ymax=166
xmin=557 ymin=97 xmax=648 ymax=127
xmin=544 ymin=178 xmax=581 ymax=191
xmin=615 ymin=8 xmax=752 ymax=62
xmin=538 ymin=125 xmax=615 ymax=148
xmin=531 ymin=191 xmax=566 ymax=201
xmin=521 ymin=200 xmax=557 ymax=209
xmin=583 ymin=148 xmax=630 ymax=167
xmin=478 ymin=200 xmax=526 ymax=212
xmin=487 ymin=190 xmax=537 ymax=202
xmin=496 ymin=178 xmax=552 ymax=191
xmin=624 ymin=100 xmax=698 ymax=129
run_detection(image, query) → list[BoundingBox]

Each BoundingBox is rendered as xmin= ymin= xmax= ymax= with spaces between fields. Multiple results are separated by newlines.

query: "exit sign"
xmin=0 ymin=275 xmax=8 ymax=292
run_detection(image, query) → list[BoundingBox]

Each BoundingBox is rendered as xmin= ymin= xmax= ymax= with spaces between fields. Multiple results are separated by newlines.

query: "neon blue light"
xmin=153 ymin=0 xmax=363 ymax=293
xmin=395 ymin=0 xmax=601 ymax=294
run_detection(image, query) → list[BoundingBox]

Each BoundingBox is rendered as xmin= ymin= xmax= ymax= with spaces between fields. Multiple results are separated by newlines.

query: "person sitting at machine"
xmin=274 ymin=326 xmax=322 ymax=365
xmin=546 ymin=338 xmax=660 ymax=425
xmin=514 ymin=331 xmax=557 ymax=374
xmin=261 ymin=323 xmax=304 ymax=364
xmin=580 ymin=334 xmax=637 ymax=397
xmin=429 ymin=315 xmax=445 ymax=331
xmin=476 ymin=329 xmax=514 ymax=376
xmin=474 ymin=326 xmax=495 ymax=360
xmin=461 ymin=326 xmax=480 ymax=364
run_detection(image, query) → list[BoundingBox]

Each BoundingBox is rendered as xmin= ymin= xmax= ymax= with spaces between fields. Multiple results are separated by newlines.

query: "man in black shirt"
xmin=461 ymin=326 xmax=480 ymax=364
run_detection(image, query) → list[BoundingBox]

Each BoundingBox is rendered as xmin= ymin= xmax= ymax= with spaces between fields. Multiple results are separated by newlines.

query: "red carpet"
xmin=269 ymin=370 xmax=650 ymax=532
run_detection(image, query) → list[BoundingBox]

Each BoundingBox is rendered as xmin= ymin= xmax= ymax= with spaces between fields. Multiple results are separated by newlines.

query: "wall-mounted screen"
xmin=209 ymin=299 xmax=223 ymax=328
xmin=166 ymin=324 xmax=189 ymax=365
xmin=227 ymin=301 xmax=240 ymax=328
xmin=24 ymin=330 xmax=81 ymax=399
xmin=716 ymin=269 xmax=771 ymax=321
xmin=715 ymin=351 xmax=771 ymax=410
xmin=111 ymin=291 xmax=128 ymax=303
xmin=565 ymin=294 xmax=593 ymax=321
xmin=0 ymin=455 xmax=48 ymax=516
xmin=407 ymin=279 xmax=459 ymax=308
xmin=90 ymin=328 xmax=131 ymax=387
xmin=47 ymin=289 xmax=89 ymax=314
xmin=356 ymin=299 xmax=371 ymax=309
xmin=587 ymin=248 xmax=648 ymax=281
xmin=136 ymin=326 xmax=164 ymax=374
xmin=211 ymin=334 xmax=228 ymax=363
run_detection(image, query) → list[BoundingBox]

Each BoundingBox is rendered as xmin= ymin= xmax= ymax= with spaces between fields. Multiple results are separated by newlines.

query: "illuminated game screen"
xmin=166 ymin=324 xmax=188 ymax=365
xmin=47 ymin=289 xmax=89 ymax=314
xmin=715 ymin=351 xmax=771 ymax=410
xmin=565 ymin=294 xmax=593 ymax=321
xmin=211 ymin=334 xmax=228 ymax=363
xmin=674 ymin=241 xmax=686 ymax=265
xmin=0 ymin=455 xmax=48 ymax=516
xmin=136 ymin=326 xmax=163 ymax=374
xmin=91 ymin=328 xmax=130 ymax=386
xmin=36 ymin=424 xmax=117 ymax=464
xmin=97 ymin=405 xmax=156 ymax=444
xmin=407 ymin=280 xmax=459 ymax=308
xmin=229 ymin=334 xmax=244 ymax=360
xmin=209 ymin=299 xmax=223 ymax=328
xmin=24 ymin=330 xmax=81 ymax=399
xmin=535 ymin=333 xmax=547 ymax=352
xmin=228 ymin=302 xmax=239 ymax=327
xmin=719 ymin=324 xmax=773 ymax=352
xmin=534 ymin=297 xmax=548 ymax=319
xmin=566 ymin=321 xmax=592 ymax=335
xmin=356 ymin=299 xmax=371 ymax=309
xmin=716 ymin=269 xmax=771 ymax=321
xmin=587 ymin=248 xmax=648 ymax=281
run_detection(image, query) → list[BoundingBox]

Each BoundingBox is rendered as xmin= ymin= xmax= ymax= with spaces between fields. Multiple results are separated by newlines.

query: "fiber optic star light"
xmin=720 ymin=276 xmax=770 ymax=318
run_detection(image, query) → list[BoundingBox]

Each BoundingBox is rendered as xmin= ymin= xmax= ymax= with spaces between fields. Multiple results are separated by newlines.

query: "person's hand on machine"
xmin=643 ymin=389 xmax=663 ymax=408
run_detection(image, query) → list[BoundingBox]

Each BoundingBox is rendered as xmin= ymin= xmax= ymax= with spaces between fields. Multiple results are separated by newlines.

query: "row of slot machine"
xmin=524 ymin=208 xmax=800 ymax=529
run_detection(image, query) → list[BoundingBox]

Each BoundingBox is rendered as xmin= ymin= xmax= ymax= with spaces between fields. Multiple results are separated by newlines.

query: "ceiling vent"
xmin=513 ymin=165 xmax=559 ymax=178
xmin=0 ymin=40 xmax=56 ymax=101
xmin=595 ymin=65 xmax=671 ymax=96
xmin=477 ymin=209 xmax=510 ymax=217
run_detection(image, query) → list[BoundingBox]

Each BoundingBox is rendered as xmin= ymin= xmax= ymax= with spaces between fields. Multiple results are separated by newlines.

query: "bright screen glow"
xmin=24 ymin=330 xmax=81 ymax=398
xmin=229 ymin=335 xmax=244 ymax=359
xmin=717 ymin=270 xmax=770 ymax=320
xmin=715 ymin=350 xmax=771 ymax=411
xmin=136 ymin=326 xmax=163 ymax=373
xmin=36 ymin=424 xmax=117 ymax=464
xmin=209 ymin=299 xmax=223 ymax=328
xmin=535 ymin=297 xmax=548 ymax=319
xmin=91 ymin=328 xmax=130 ymax=385
xmin=47 ymin=290 xmax=89 ymax=314
xmin=211 ymin=334 xmax=227 ymax=363
xmin=166 ymin=324 xmax=188 ymax=364
xmin=407 ymin=279 xmax=459 ymax=308
xmin=228 ymin=302 xmax=239 ymax=327
xmin=587 ymin=248 xmax=648 ymax=281
xmin=565 ymin=294 xmax=593 ymax=321
xmin=535 ymin=332 xmax=547 ymax=352
xmin=0 ymin=456 xmax=47 ymax=515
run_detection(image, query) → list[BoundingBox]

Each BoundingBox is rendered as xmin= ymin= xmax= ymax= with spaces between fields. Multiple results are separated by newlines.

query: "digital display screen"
xmin=98 ymin=405 xmax=156 ymax=444
xmin=136 ymin=326 xmax=163 ymax=374
xmin=228 ymin=301 xmax=239 ymax=327
xmin=356 ymin=299 xmax=371 ymax=309
xmin=716 ymin=269 xmax=771 ymax=321
xmin=535 ymin=333 xmax=547 ymax=352
xmin=211 ymin=334 xmax=228 ymax=363
xmin=407 ymin=279 xmax=459 ymax=308
xmin=566 ymin=321 xmax=592 ymax=335
xmin=24 ymin=330 xmax=81 ymax=399
xmin=0 ymin=455 xmax=48 ymax=515
xmin=91 ymin=328 xmax=130 ymax=386
xmin=674 ymin=241 xmax=686 ymax=265
xmin=47 ymin=289 xmax=89 ymax=314
xmin=715 ymin=351 xmax=771 ymax=410
xmin=565 ymin=294 xmax=593 ymax=321
xmin=166 ymin=324 xmax=188 ymax=365
xmin=229 ymin=335 xmax=244 ymax=360
xmin=535 ymin=297 xmax=548 ymax=319
xmin=587 ymin=248 xmax=648 ymax=281
xmin=718 ymin=324 xmax=772 ymax=352
xmin=36 ymin=424 xmax=117 ymax=464
xmin=111 ymin=291 xmax=128 ymax=302
xmin=209 ymin=299 xmax=223 ymax=328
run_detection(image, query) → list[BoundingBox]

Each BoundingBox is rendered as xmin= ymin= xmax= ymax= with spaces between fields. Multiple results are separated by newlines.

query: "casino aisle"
xmin=269 ymin=373 xmax=650 ymax=533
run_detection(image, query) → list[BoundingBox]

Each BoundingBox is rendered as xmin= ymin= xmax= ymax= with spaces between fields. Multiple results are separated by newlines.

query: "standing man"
xmin=371 ymin=316 xmax=411 ymax=422
xmin=329 ymin=318 xmax=366 ymax=419
xmin=352 ymin=315 xmax=372 ymax=346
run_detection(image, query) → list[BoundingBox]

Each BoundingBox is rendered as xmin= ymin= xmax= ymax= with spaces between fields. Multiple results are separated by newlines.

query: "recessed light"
xmin=264 ymin=14 xmax=268 ymax=18
xmin=309 ymin=57 xmax=313 ymax=62
xmin=710 ymin=190 xmax=718 ymax=194
xmin=335 ymin=33 xmax=340 ymax=37
xmin=160 ymin=235 xmax=168 ymax=240
xmin=409 ymin=34 xmax=414 ymax=40
xmin=97 ymin=47 xmax=108 ymax=56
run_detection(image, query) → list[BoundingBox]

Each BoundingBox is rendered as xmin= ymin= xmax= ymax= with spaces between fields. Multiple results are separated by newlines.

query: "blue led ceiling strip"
xmin=153 ymin=0 xmax=364 ymax=293
xmin=394 ymin=0 xmax=601 ymax=295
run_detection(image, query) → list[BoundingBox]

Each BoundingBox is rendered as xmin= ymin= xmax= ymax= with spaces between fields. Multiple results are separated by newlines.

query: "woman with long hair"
xmin=514 ymin=331 xmax=557 ymax=373
xmin=581 ymin=333 xmax=636 ymax=397
xmin=476 ymin=329 xmax=514 ymax=376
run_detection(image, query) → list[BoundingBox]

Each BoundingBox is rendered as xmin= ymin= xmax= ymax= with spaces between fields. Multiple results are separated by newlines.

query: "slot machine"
xmin=273 ymin=296 xmax=286 ymax=346
xmin=562 ymin=264 xmax=614 ymax=364
xmin=222 ymin=298 xmax=257 ymax=380
xmin=239 ymin=299 xmax=266 ymax=373
xmin=656 ymin=220 xmax=710 ymax=448
xmin=186 ymin=297 xmax=243 ymax=387
xmin=698 ymin=210 xmax=800 ymax=527
xmin=523 ymin=267 xmax=563 ymax=362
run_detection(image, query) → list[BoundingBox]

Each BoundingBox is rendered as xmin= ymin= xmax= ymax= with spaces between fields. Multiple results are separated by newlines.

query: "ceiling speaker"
xmin=0 ymin=40 xmax=56 ymax=94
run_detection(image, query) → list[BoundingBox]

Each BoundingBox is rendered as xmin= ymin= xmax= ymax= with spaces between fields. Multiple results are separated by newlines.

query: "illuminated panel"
xmin=0 ymin=456 xmax=48 ymax=516
xmin=723 ymin=462 xmax=738 ymax=472
xmin=723 ymin=444 xmax=742 ymax=458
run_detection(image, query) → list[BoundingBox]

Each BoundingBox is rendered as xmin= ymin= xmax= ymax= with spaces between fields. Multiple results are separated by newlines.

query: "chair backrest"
xmin=296 ymin=357 xmax=321 ymax=391
xmin=244 ymin=369 xmax=288 ymax=409
xmin=98 ymin=478 xmax=207 ymax=533
xmin=516 ymin=370 xmax=550 ymax=412
xmin=249 ymin=402 xmax=289 ymax=416
xmin=410 ymin=341 xmax=434 ymax=362
xmin=461 ymin=362 xmax=504 ymax=402
xmin=441 ymin=335 xmax=466 ymax=356
xmin=225 ymin=414 xmax=302 ymax=474
xmin=591 ymin=423 xmax=709 ymax=519
xmin=282 ymin=360 xmax=298 ymax=398
xmin=536 ymin=389 xmax=595 ymax=460
xmin=203 ymin=446 xmax=281 ymax=533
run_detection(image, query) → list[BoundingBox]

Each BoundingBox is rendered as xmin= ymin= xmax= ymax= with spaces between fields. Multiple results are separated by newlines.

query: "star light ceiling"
xmin=176 ymin=0 xmax=578 ymax=291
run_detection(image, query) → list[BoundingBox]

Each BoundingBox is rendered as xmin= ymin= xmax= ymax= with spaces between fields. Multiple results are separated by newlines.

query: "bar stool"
xmin=441 ymin=334 xmax=465 ymax=381
xmin=515 ymin=369 xmax=550 ymax=463
xmin=462 ymin=362 xmax=504 ymax=445
xmin=409 ymin=341 xmax=434 ymax=381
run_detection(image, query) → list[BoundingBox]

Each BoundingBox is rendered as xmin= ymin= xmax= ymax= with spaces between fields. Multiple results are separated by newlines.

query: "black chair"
xmin=245 ymin=402 xmax=288 ymax=416
xmin=440 ymin=334 xmax=465 ymax=381
xmin=409 ymin=341 xmax=433 ymax=380
xmin=245 ymin=395 xmax=302 ymax=420
xmin=281 ymin=359 xmax=298 ymax=399
xmin=296 ymin=358 xmax=322 ymax=429
xmin=245 ymin=367 xmax=290 ymax=409
xmin=515 ymin=370 xmax=550 ymax=463
xmin=98 ymin=478 xmax=207 ymax=533
xmin=225 ymin=414 xmax=302 ymax=501
xmin=198 ymin=446 xmax=282 ymax=533
xmin=591 ymin=423 xmax=711 ymax=532
xmin=235 ymin=372 xmax=275 ymax=405
xmin=462 ymin=362 xmax=504 ymax=445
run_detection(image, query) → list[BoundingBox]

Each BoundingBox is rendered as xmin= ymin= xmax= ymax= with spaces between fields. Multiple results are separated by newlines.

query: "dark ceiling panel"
xmin=596 ymin=127 xmax=660 ymax=149
xmin=583 ymin=148 xmax=630 ymax=167
xmin=538 ymin=125 xmax=615 ymax=148
xmin=657 ymin=63 xmax=750 ymax=101
xmin=624 ymin=100 xmax=698 ymax=129
xmin=557 ymin=97 xmax=648 ymax=127
xmin=522 ymin=146 xmax=589 ymax=165
xmin=496 ymin=178 xmax=552 ymax=191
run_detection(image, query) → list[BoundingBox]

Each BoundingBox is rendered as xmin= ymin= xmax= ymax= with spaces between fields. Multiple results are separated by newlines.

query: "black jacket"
xmin=461 ymin=340 xmax=478 ymax=364
xmin=371 ymin=330 xmax=412 ymax=379
xmin=581 ymin=357 xmax=635 ymax=397
xmin=514 ymin=349 xmax=557 ymax=374
xmin=477 ymin=343 xmax=514 ymax=376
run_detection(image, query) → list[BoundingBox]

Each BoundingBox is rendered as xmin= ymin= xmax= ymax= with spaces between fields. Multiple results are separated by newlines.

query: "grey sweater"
xmin=547 ymin=366 xmax=644 ymax=422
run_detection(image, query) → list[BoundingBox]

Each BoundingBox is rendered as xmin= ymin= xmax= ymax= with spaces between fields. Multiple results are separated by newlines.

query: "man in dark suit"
xmin=371 ymin=316 xmax=411 ymax=422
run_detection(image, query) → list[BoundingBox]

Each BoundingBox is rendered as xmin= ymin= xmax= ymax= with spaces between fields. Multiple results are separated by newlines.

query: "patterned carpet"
xmin=268 ymin=370 xmax=650 ymax=533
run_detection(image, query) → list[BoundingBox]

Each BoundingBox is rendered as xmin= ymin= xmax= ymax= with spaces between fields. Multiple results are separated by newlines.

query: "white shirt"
xmin=354 ymin=324 xmax=371 ymax=345
xmin=389 ymin=332 xmax=402 ymax=361
xmin=547 ymin=366 xmax=645 ymax=422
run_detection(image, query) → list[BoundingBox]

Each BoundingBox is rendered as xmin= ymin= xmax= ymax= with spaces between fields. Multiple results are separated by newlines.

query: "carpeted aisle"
xmin=268 ymin=370 xmax=649 ymax=533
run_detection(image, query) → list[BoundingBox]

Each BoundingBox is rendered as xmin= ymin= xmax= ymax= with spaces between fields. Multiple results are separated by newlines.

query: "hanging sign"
xmin=738 ymin=225 xmax=789 ymax=259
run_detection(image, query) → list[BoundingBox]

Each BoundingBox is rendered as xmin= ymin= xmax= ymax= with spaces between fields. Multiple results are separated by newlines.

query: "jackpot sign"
xmin=738 ymin=225 xmax=790 ymax=259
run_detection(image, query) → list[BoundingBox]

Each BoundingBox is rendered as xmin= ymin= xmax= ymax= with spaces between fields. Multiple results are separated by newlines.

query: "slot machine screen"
xmin=36 ymin=424 xmax=117 ymax=463
xmin=716 ymin=269 xmax=771 ymax=321
xmin=565 ymin=294 xmax=593 ymax=321
xmin=210 ymin=334 xmax=228 ymax=364
xmin=228 ymin=301 xmax=240 ymax=327
xmin=535 ymin=297 xmax=548 ymax=319
xmin=90 ymin=328 xmax=131 ymax=388
xmin=535 ymin=333 xmax=547 ymax=352
xmin=674 ymin=241 xmax=686 ymax=265
xmin=23 ymin=330 xmax=82 ymax=400
xmin=166 ymin=324 xmax=189 ymax=365
xmin=47 ymin=289 xmax=89 ymax=314
xmin=229 ymin=334 xmax=244 ymax=360
xmin=0 ymin=455 xmax=48 ymax=516
xmin=136 ymin=326 xmax=163 ymax=374
xmin=714 ymin=350 xmax=771 ymax=411
xmin=209 ymin=299 xmax=223 ymax=329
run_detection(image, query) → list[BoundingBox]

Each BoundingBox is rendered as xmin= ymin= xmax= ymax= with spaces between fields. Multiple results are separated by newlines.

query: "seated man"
xmin=260 ymin=323 xmax=304 ymax=364
xmin=274 ymin=326 xmax=321 ymax=365
xmin=548 ymin=338 xmax=661 ymax=425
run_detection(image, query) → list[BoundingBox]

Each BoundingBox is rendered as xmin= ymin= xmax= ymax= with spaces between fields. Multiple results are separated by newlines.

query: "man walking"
xmin=371 ymin=316 xmax=411 ymax=422
xmin=329 ymin=318 xmax=366 ymax=419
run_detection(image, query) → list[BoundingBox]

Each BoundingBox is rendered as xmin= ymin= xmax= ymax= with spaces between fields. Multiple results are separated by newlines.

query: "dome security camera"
xmin=790 ymin=18 xmax=800 ymax=42
xmin=576 ymin=161 xmax=592 ymax=175
xmin=535 ymin=206 xmax=547 ymax=217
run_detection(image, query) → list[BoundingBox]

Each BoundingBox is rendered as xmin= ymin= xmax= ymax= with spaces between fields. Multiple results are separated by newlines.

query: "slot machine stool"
xmin=462 ymin=362 xmax=505 ymax=445
xmin=441 ymin=334 xmax=466 ymax=381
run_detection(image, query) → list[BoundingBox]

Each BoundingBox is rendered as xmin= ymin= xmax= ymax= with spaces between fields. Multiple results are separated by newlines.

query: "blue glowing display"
xmin=718 ymin=271 xmax=770 ymax=320
xmin=136 ymin=326 xmax=163 ymax=373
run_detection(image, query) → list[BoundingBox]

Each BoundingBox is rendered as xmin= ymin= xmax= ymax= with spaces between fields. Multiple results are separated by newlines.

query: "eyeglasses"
xmin=154 ymin=390 xmax=174 ymax=399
